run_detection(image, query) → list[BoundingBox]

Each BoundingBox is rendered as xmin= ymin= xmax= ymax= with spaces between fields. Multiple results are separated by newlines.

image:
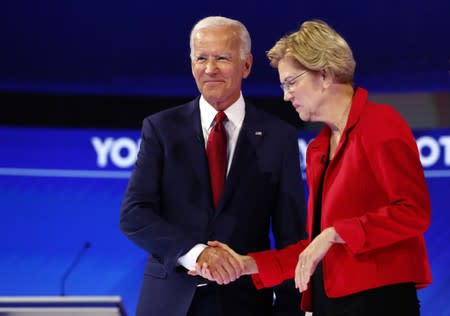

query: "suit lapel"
xmin=215 ymin=105 xmax=264 ymax=214
xmin=183 ymin=99 xmax=214 ymax=207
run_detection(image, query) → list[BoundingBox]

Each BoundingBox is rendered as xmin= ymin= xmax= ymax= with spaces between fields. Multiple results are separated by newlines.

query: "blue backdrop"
xmin=1 ymin=0 xmax=449 ymax=96
xmin=0 ymin=126 xmax=449 ymax=315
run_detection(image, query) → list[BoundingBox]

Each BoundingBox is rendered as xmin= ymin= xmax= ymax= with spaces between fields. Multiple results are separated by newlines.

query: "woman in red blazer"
xmin=192 ymin=20 xmax=432 ymax=316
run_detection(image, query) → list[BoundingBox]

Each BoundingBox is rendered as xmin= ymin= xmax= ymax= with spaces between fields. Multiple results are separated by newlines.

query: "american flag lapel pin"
xmin=255 ymin=131 xmax=263 ymax=136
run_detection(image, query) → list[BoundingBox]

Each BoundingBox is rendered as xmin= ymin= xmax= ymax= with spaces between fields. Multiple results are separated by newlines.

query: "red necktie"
xmin=206 ymin=111 xmax=228 ymax=208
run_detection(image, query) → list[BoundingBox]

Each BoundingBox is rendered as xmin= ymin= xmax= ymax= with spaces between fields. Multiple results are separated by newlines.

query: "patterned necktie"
xmin=206 ymin=111 xmax=228 ymax=208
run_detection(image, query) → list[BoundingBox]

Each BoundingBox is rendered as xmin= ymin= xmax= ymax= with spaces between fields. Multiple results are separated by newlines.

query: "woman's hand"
xmin=295 ymin=227 xmax=344 ymax=292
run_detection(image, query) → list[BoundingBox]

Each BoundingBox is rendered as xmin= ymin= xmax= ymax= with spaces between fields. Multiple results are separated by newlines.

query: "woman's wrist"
xmin=243 ymin=255 xmax=259 ymax=274
xmin=326 ymin=227 xmax=345 ymax=244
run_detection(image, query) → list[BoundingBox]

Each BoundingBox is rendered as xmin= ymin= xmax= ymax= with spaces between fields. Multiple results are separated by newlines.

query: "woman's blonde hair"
xmin=267 ymin=20 xmax=355 ymax=83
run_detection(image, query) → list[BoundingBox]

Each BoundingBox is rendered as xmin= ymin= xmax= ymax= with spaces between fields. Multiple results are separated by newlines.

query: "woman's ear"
xmin=321 ymin=68 xmax=333 ymax=89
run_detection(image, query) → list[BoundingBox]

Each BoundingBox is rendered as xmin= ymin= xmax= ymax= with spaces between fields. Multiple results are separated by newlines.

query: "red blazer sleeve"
xmin=249 ymin=241 xmax=307 ymax=288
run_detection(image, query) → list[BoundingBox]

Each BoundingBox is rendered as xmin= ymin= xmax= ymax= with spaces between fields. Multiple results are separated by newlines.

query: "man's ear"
xmin=242 ymin=54 xmax=253 ymax=79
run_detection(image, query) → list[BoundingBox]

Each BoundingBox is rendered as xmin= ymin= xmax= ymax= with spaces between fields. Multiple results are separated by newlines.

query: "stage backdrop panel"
xmin=0 ymin=126 xmax=449 ymax=316
xmin=2 ymin=1 xmax=449 ymax=95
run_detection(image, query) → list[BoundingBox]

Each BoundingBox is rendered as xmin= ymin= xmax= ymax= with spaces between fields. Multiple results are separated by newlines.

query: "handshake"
xmin=189 ymin=227 xmax=341 ymax=291
xmin=187 ymin=241 xmax=258 ymax=285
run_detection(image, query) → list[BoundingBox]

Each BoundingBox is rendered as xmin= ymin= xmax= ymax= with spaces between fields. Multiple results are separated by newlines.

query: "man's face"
xmin=191 ymin=26 xmax=252 ymax=110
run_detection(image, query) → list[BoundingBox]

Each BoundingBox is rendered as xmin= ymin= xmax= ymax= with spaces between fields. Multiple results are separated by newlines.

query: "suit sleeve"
xmin=270 ymin=126 xmax=307 ymax=315
xmin=334 ymin=125 xmax=431 ymax=255
xmin=119 ymin=118 xmax=200 ymax=271
xmin=271 ymin=126 xmax=307 ymax=248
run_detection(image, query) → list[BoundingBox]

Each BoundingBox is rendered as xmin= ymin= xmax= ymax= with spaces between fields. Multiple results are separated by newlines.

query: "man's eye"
xmin=217 ymin=56 xmax=230 ymax=61
xmin=196 ymin=57 xmax=206 ymax=62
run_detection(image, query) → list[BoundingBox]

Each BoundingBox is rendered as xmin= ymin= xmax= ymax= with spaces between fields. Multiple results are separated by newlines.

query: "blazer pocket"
xmin=144 ymin=261 xmax=168 ymax=279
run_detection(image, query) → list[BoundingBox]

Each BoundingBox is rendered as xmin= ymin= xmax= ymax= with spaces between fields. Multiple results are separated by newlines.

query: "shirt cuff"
xmin=177 ymin=243 xmax=207 ymax=271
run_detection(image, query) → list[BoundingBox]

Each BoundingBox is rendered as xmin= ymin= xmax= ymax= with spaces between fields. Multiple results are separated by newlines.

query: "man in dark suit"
xmin=120 ymin=16 xmax=306 ymax=316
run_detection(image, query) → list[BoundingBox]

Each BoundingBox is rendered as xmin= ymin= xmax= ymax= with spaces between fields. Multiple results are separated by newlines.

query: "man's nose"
xmin=205 ymin=59 xmax=218 ymax=74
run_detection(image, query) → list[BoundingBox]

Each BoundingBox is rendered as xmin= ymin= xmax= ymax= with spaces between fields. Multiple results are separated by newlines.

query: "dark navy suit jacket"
xmin=120 ymin=97 xmax=306 ymax=316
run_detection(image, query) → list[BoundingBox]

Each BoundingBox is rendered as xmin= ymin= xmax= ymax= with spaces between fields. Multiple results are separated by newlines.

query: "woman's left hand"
xmin=295 ymin=227 xmax=344 ymax=292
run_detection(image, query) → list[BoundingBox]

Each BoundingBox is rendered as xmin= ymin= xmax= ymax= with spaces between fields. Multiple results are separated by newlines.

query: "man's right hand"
xmin=188 ymin=241 xmax=259 ymax=284
xmin=194 ymin=245 xmax=244 ymax=285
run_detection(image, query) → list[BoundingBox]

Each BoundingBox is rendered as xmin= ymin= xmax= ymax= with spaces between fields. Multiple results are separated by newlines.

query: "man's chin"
xmin=202 ymin=93 xmax=222 ymax=105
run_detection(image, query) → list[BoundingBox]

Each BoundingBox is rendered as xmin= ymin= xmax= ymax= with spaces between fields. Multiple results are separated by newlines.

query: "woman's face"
xmin=277 ymin=56 xmax=325 ymax=122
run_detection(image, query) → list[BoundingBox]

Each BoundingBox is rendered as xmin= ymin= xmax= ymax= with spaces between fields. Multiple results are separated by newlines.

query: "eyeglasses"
xmin=280 ymin=71 xmax=307 ymax=91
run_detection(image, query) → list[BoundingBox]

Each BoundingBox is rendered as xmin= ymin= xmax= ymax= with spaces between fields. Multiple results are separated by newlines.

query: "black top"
xmin=312 ymin=159 xmax=331 ymax=314
xmin=312 ymin=159 xmax=329 ymax=238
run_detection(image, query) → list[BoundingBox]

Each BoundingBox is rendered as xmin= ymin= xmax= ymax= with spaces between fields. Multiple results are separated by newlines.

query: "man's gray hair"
xmin=190 ymin=16 xmax=251 ymax=61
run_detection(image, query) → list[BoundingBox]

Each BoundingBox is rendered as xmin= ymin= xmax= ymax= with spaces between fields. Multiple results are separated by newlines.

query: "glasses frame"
xmin=280 ymin=71 xmax=307 ymax=91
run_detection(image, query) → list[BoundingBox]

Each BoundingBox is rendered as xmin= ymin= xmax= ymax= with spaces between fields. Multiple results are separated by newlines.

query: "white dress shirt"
xmin=177 ymin=93 xmax=246 ymax=271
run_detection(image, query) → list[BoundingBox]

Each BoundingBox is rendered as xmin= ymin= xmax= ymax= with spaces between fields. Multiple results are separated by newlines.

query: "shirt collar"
xmin=199 ymin=93 xmax=246 ymax=130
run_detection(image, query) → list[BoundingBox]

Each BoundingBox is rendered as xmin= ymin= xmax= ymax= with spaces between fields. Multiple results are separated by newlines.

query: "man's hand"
xmin=192 ymin=244 xmax=243 ymax=285
xmin=188 ymin=241 xmax=258 ymax=284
